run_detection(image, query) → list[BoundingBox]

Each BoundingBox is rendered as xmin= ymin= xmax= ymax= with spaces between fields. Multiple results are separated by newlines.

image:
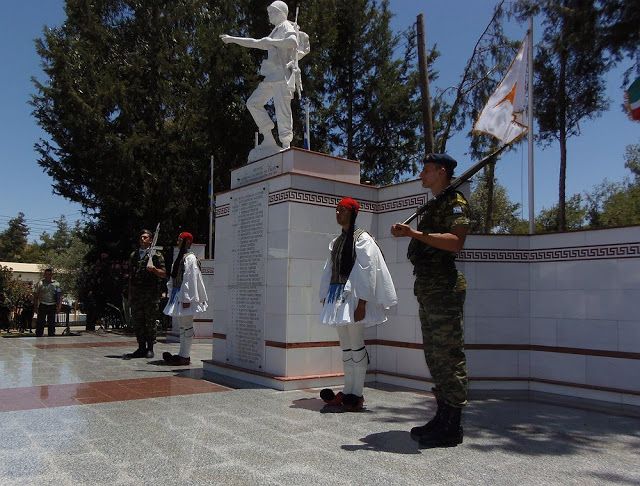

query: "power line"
xmin=0 ymin=211 xmax=84 ymax=235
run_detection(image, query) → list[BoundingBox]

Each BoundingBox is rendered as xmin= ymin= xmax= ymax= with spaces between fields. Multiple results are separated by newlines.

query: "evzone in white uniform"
xmin=163 ymin=232 xmax=208 ymax=365
xmin=318 ymin=197 xmax=397 ymax=411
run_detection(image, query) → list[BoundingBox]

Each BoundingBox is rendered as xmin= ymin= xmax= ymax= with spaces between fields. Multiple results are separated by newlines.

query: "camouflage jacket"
xmin=407 ymin=190 xmax=470 ymax=277
xmin=129 ymin=248 xmax=166 ymax=296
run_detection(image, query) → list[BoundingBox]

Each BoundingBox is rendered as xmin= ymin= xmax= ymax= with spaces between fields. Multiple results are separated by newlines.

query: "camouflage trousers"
xmin=414 ymin=271 xmax=468 ymax=408
xmin=130 ymin=296 xmax=159 ymax=344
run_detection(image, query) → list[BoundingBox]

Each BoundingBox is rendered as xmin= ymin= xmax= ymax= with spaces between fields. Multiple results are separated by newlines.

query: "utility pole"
xmin=417 ymin=13 xmax=434 ymax=155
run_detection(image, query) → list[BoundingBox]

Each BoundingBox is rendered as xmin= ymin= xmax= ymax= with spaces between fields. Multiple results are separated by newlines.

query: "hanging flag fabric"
xmin=474 ymin=32 xmax=530 ymax=145
xmin=624 ymin=76 xmax=640 ymax=122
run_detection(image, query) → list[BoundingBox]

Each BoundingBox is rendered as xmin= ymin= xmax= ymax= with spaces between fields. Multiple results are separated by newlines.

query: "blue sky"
xmin=1 ymin=1 xmax=637 ymax=237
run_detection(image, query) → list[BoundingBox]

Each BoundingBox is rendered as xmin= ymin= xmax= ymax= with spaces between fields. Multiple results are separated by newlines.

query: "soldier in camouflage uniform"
xmin=127 ymin=229 xmax=166 ymax=359
xmin=391 ymin=153 xmax=470 ymax=448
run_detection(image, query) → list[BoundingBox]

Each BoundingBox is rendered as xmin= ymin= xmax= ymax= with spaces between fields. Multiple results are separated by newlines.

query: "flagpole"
xmin=305 ymin=99 xmax=311 ymax=150
xmin=527 ymin=17 xmax=535 ymax=235
xmin=209 ymin=155 xmax=214 ymax=259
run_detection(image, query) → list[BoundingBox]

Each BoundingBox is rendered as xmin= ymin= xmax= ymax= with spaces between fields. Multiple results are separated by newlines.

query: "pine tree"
xmin=512 ymin=0 xmax=611 ymax=231
xmin=0 ymin=213 xmax=30 ymax=262
xmin=31 ymin=0 xmax=260 ymax=256
xmin=309 ymin=0 xmax=422 ymax=185
xmin=469 ymin=171 xmax=523 ymax=234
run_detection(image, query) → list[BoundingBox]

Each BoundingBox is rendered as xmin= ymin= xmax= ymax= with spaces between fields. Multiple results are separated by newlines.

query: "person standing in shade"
xmin=391 ymin=153 xmax=470 ymax=448
xmin=163 ymin=232 xmax=208 ymax=366
xmin=33 ymin=268 xmax=62 ymax=337
xmin=318 ymin=197 xmax=397 ymax=411
xmin=127 ymin=229 xmax=166 ymax=358
xmin=20 ymin=289 xmax=34 ymax=333
xmin=0 ymin=292 xmax=12 ymax=332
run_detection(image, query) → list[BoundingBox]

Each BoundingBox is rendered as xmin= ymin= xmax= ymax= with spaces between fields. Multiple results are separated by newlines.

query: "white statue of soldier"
xmin=221 ymin=1 xmax=310 ymax=162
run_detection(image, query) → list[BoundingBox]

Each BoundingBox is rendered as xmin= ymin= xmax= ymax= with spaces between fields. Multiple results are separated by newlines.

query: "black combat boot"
xmin=417 ymin=402 xmax=463 ymax=448
xmin=128 ymin=340 xmax=147 ymax=358
xmin=410 ymin=394 xmax=445 ymax=441
xmin=145 ymin=342 xmax=155 ymax=359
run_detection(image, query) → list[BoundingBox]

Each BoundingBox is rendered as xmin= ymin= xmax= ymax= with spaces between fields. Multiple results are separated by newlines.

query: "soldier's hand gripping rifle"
xmin=146 ymin=223 xmax=162 ymax=268
xmin=402 ymin=144 xmax=509 ymax=225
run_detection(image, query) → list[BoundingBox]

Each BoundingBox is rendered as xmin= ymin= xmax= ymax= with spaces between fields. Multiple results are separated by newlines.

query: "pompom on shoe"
xmin=320 ymin=388 xmax=344 ymax=405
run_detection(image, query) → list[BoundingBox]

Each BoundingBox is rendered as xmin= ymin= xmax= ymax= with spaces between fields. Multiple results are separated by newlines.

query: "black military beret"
xmin=140 ymin=229 xmax=153 ymax=237
xmin=424 ymin=153 xmax=457 ymax=170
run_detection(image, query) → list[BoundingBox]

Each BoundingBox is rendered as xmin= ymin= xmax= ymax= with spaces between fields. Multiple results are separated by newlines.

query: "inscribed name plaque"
xmin=227 ymin=184 xmax=268 ymax=370
xmin=231 ymin=157 xmax=282 ymax=189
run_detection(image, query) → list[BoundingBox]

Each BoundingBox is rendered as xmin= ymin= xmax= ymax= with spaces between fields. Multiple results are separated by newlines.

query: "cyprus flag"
xmin=474 ymin=33 xmax=529 ymax=145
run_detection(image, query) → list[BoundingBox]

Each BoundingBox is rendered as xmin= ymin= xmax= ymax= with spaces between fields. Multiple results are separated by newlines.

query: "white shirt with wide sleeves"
xmin=163 ymin=252 xmax=208 ymax=317
xmin=319 ymin=232 xmax=397 ymax=327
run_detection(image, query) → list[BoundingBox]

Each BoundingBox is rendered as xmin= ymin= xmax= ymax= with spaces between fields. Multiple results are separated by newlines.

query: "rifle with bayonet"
xmin=146 ymin=223 xmax=162 ymax=268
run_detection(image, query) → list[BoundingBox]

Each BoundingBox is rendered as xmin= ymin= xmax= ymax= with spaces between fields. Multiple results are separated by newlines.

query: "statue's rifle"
xmin=291 ymin=6 xmax=303 ymax=98
xmin=402 ymin=144 xmax=509 ymax=225
xmin=146 ymin=223 xmax=162 ymax=268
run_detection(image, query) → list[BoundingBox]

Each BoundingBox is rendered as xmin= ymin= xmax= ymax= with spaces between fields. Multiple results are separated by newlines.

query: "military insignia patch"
xmin=453 ymin=206 xmax=463 ymax=214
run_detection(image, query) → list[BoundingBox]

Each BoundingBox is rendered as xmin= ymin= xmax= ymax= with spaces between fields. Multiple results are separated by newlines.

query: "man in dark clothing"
xmin=33 ymin=269 xmax=62 ymax=336
xmin=127 ymin=229 xmax=166 ymax=358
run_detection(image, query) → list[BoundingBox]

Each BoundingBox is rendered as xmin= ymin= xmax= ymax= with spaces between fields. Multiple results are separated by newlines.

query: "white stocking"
xmin=351 ymin=346 xmax=369 ymax=397
xmin=336 ymin=326 xmax=353 ymax=394
xmin=177 ymin=314 xmax=195 ymax=358
xmin=337 ymin=322 xmax=366 ymax=396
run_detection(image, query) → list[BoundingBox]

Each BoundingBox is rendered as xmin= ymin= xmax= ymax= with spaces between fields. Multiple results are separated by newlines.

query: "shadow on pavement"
xmin=342 ymin=430 xmax=421 ymax=454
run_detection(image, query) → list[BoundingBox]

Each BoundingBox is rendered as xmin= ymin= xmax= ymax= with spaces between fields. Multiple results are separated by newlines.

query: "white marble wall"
xmin=458 ymin=228 xmax=640 ymax=408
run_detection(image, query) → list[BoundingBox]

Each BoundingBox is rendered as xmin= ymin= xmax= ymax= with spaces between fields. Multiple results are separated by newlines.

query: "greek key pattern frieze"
xmin=377 ymin=195 xmax=428 ymax=212
xmin=216 ymin=205 xmax=230 ymax=217
xmin=458 ymin=242 xmax=640 ymax=263
xmin=458 ymin=250 xmax=530 ymax=262
xmin=268 ymin=188 xmax=425 ymax=214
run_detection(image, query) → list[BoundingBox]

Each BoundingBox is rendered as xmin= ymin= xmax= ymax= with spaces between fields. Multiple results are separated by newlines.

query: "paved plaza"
xmin=1 ymin=331 xmax=639 ymax=485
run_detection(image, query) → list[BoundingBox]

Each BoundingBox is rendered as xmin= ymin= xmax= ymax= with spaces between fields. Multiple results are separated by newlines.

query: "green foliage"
xmin=0 ymin=213 xmax=30 ymax=262
xmin=535 ymin=194 xmax=586 ymax=232
xmin=511 ymin=0 xmax=627 ymax=231
xmin=309 ymin=0 xmax=422 ymax=185
xmin=31 ymin=0 xmax=258 ymax=256
xmin=0 ymin=265 xmax=32 ymax=316
xmin=76 ymin=252 xmax=129 ymax=320
xmin=598 ymin=187 xmax=640 ymax=227
xmin=585 ymin=142 xmax=640 ymax=227
xmin=583 ymin=178 xmax=626 ymax=228
xmin=0 ymin=214 xmax=91 ymax=300
xmin=599 ymin=0 xmax=640 ymax=84
xmin=43 ymin=221 xmax=91 ymax=300
xmin=469 ymin=169 xmax=524 ymax=234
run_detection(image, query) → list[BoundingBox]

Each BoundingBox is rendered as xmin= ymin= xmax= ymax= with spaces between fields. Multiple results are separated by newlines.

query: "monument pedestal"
xmin=202 ymin=148 xmax=434 ymax=390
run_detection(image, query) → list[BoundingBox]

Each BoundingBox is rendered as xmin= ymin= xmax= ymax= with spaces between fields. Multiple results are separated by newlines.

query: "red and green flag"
xmin=625 ymin=76 xmax=640 ymax=122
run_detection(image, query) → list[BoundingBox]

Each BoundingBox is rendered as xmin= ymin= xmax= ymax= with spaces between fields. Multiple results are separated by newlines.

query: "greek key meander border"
xmin=458 ymin=243 xmax=640 ymax=262
xmin=216 ymin=189 xmax=427 ymax=217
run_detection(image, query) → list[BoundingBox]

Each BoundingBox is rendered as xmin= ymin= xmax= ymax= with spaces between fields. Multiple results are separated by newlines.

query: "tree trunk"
xmin=558 ymin=8 xmax=568 ymax=231
xmin=485 ymin=162 xmax=495 ymax=233
xmin=416 ymin=14 xmax=434 ymax=155
xmin=347 ymin=54 xmax=354 ymax=159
